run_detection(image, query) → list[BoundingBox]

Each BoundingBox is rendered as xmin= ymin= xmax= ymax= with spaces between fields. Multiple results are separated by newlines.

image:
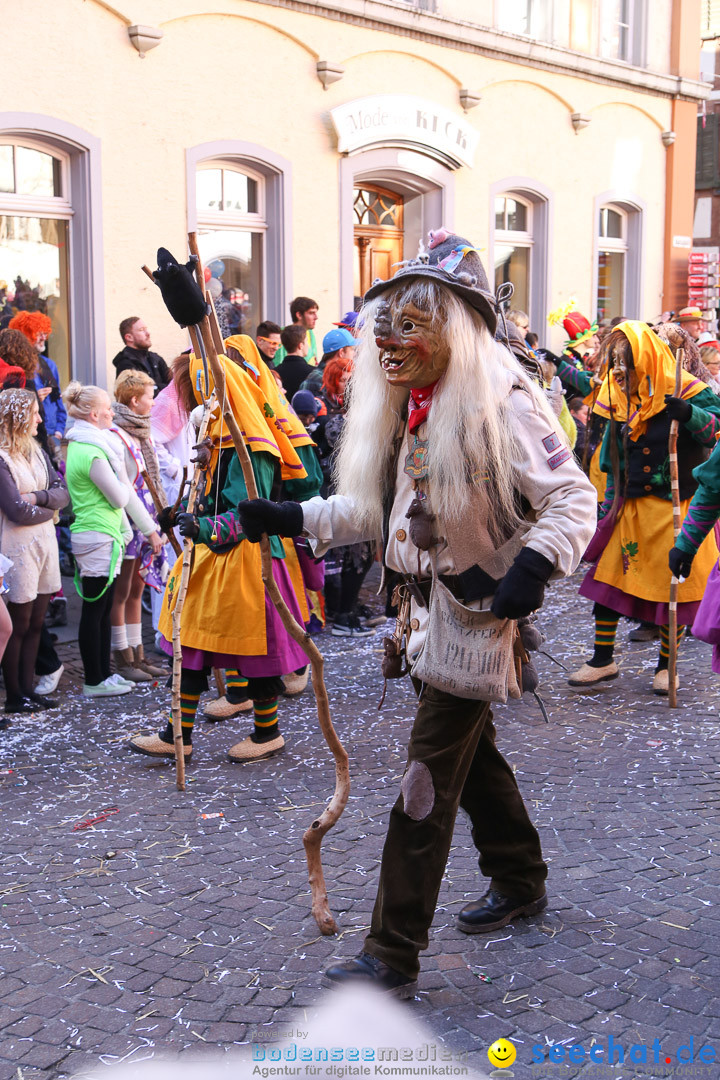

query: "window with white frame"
xmin=596 ymin=206 xmax=628 ymax=321
xmin=496 ymin=0 xmax=553 ymax=41
xmin=599 ymin=0 xmax=646 ymax=66
xmin=494 ymin=195 xmax=533 ymax=315
xmin=196 ymin=162 xmax=267 ymax=337
xmin=0 ymin=140 xmax=72 ymax=384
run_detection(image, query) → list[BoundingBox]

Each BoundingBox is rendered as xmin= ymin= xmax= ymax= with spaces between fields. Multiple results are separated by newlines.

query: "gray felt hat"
xmin=364 ymin=228 xmax=499 ymax=335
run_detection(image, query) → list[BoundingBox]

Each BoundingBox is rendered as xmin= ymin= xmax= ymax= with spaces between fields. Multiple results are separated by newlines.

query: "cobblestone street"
xmin=1 ymin=570 xmax=719 ymax=1079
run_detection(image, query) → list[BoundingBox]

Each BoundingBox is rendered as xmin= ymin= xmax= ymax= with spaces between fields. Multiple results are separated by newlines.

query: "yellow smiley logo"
xmin=487 ymin=1039 xmax=517 ymax=1068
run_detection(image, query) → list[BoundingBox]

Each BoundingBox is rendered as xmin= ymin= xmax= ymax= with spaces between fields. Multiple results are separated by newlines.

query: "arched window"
xmin=494 ymin=194 xmax=533 ymax=314
xmin=592 ymin=195 xmax=643 ymax=321
xmin=596 ymin=205 xmax=628 ymax=321
xmin=491 ymin=182 xmax=551 ymax=342
xmin=196 ymin=161 xmax=267 ymax=337
xmin=0 ymin=139 xmax=72 ymax=383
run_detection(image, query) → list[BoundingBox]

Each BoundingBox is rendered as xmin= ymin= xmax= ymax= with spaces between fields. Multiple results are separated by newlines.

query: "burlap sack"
xmin=410 ymin=576 xmax=520 ymax=702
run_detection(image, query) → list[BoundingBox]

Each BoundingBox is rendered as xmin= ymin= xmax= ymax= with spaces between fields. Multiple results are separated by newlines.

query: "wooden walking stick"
xmin=140 ymin=468 xmax=182 ymax=559
xmin=167 ymin=398 xmax=215 ymax=789
xmin=186 ymin=233 xmax=350 ymax=934
xmin=667 ymin=347 xmax=684 ymax=708
xmin=142 ymin=255 xmax=221 ymax=789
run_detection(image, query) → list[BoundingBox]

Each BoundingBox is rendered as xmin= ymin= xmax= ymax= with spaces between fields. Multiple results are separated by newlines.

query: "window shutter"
xmin=696 ymin=115 xmax=720 ymax=188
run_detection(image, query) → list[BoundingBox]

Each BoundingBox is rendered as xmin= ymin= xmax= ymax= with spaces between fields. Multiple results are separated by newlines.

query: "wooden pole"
xmin=140 ymin=469 xmax=182 ymax=559
xmin=167 ymin=398 xmax=215 ymax=790
xmin=667 ymin=347 xmax=684 ymax=708
xmin=213 ymin=668 xmax=226 ymax=698
xmin=187 ymin=234 xmax=349 ymax=935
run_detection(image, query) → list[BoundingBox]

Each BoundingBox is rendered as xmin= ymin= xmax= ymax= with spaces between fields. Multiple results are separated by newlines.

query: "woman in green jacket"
xmin=63 ymin=382 xmax=163 ymax=698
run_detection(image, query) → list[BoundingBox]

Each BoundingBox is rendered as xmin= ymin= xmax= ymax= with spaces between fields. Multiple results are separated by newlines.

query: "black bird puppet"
xmin=151 ymin=248 xmax=208 ymax=328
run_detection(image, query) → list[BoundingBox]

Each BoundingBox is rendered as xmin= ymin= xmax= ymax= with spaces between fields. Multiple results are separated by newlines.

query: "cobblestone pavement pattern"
xmin=1 ymin=571 xmax=719 ymax=1078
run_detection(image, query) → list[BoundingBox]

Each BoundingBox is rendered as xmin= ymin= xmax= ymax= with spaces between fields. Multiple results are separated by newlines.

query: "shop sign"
xmin=330 ymin=95 xmax=478 ymax=169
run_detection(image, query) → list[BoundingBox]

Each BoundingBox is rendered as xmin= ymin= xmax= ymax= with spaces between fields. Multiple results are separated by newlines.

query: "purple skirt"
xmin=579 ymin=570 xmax=701 ymax=627
xmin=159 ymin=557 xmax=309 ymax=676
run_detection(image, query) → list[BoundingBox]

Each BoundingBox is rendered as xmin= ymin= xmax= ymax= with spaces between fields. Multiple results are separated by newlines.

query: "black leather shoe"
xmin=457 ymin=887 xmax=548 ymax=934
xmin=325 ymin=952 xmax=417 ymax=999
xmin=4 ymin=696 xmax=40 ymax=714
xmin=27 ymin=692 xmax=57 ymax=709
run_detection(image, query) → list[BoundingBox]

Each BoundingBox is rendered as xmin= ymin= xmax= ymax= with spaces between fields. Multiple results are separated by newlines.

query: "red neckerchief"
xmin=408 ymin=381 xmax=438 ymax=433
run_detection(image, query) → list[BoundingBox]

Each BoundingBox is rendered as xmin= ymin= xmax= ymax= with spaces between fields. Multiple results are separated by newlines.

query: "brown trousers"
xmin=363 ymin=682 xmax=547 ymax=978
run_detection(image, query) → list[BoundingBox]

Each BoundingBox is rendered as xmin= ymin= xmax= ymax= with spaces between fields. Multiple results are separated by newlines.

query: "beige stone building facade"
xmin=0 ymin=0 xmax=708 ymax=385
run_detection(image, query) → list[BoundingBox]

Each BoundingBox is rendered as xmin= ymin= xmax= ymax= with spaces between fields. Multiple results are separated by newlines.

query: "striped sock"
xmin=590 ymin=614 xmax=619 ymax=667
xmin=226 ymin=668 xmax=249 ymax=704
xmin=162 ymin=690 xmax=200 ymax=745
xmin=657 ymin=625 xmax=686 ymax=670
xmin=252 ymin=697 xmax=279 ymax=743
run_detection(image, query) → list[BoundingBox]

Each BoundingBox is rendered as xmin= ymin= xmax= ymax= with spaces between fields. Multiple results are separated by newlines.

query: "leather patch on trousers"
xmin=400 ymin=760 xmax=435 ymax=820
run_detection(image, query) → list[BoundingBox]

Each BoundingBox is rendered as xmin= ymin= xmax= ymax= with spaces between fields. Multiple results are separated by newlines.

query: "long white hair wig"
xmin=335 ymin=279 xmax=562 ymax=542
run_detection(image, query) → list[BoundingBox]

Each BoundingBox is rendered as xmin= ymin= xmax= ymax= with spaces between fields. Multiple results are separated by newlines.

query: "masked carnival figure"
xmin=569 ymin=321 xmax=720 ymax=696
xmin=238 ymin=229 xmax=597 ymax=994
xmin=128 ymin=336 xmax=322 ymax=763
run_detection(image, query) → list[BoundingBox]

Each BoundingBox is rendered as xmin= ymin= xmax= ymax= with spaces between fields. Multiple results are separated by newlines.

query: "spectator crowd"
xmin=2 ymin=281 xmax=720 ymax=741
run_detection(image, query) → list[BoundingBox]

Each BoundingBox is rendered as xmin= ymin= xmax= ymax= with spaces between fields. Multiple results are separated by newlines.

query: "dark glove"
xmin=237 ymin=499 xmax=304 ymax=543
xmin=191 ymin=437 xmax=213 ymax=470
xmin=536 ymin=348 xmax=560 ymax=369
xmin=491 ymin=547 xmax=554 ymax=620
xmin=177 ymin=512 xmax=200 ymax=540
xmin=157 ymin=505 xmax=176 ymax=534
xmin=664 ymin=395 xmax=692 ymax=424
xmin=668 ymin=546 xmax=694 ymax=579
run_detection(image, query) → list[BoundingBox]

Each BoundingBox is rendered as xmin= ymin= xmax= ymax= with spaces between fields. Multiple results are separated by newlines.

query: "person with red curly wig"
xmin=8 ymin=311 xmax=67 ymax=447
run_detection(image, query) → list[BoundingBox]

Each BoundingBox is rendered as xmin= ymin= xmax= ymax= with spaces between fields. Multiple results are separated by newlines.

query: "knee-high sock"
xmin=225 ymin=668 xmax=249 ymax=704
xmin=657 ymin=624 xmax=686 ymax=670
xmin=161 ymin=669 xmax=207 ymax=744
xmin=252 ymin=697 xmax=279 ymax=742
xmin=590 ymin=603 xmax=620 ymax=666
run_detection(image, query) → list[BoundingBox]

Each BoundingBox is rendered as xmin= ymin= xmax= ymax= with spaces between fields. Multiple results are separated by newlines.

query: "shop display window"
xmin=0 ymin=141 xmax=71 ymax=384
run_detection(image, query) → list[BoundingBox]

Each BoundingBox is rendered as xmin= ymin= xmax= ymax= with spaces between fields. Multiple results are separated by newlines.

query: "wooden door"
xmin=353 ymin=185 xmax=404 ymax=298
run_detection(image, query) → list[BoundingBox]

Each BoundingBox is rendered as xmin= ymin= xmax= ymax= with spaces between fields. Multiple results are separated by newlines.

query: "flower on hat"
xmin=548 ymin=298 xmax=598 ymax=351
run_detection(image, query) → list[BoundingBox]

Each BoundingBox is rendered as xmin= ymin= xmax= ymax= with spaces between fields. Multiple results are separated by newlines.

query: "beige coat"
xmin=302 ymin=387 xmax=597 ymax=656
xmin=0 ymin=447 xmax=62 ymax=604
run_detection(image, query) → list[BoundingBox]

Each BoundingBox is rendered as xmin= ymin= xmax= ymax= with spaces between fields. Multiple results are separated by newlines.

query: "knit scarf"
xmin=66 ymin=419 xmax=126 ymax=477
xmin=111 ymin=402 xmax=165 ymax=502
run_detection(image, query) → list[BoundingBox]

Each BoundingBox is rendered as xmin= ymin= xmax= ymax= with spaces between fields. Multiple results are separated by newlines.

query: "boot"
xmin=227 ymin=733 xmax=285 ymax=762
xmin=653 ymin=668 xmax=679 ymax=696
xmin=128 ymin=731 xmax=192 ymax=759
xmin=133 ymin=643 xmax=166 ymax=678
xmin=282 ymin=667 xmax=309 ymax=697
xmin=46 ymin=597 xmax=68 ymax=627
xmin=203 ymin=695 xmax=253 ymax=721
xmin=113 ymin=647 xmax=152 ymax=683
xmin=567 ymin=661 xmax=618 ymax=687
